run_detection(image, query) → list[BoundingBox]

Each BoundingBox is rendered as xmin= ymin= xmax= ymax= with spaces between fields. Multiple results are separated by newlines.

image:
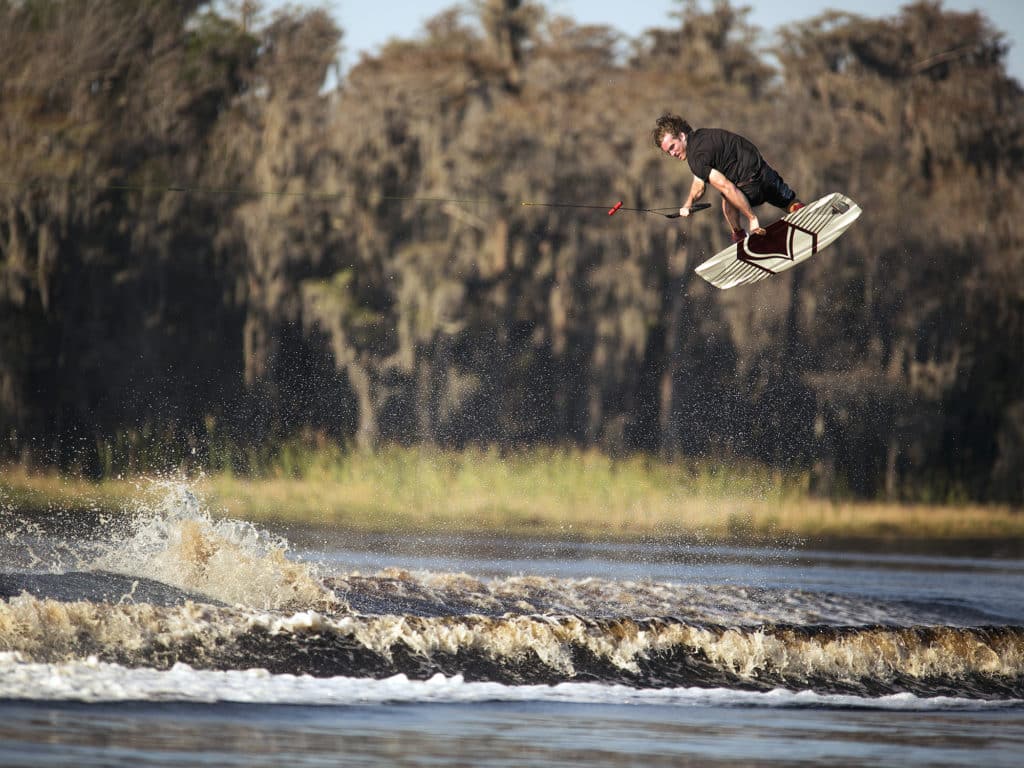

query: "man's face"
xmin=660 ymin=133 xmax=686 ymax=160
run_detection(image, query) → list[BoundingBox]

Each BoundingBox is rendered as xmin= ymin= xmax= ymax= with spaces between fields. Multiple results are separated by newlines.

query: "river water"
xmin=1 ymin=482 xmax=1021 ymax=766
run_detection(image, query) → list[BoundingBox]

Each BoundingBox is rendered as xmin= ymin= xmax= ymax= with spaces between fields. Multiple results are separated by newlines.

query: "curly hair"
xmin=652 ymin=114 xmax=693 ymax=148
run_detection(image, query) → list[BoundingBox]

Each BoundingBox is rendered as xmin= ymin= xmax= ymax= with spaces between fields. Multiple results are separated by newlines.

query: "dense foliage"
xmin=1 ymin=0 xmax=1022 ymax=501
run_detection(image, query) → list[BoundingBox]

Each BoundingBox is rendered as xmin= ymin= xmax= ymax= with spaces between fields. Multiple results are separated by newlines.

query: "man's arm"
xmin=707 ymin=169 xmax=764 ymax=233
xmin=678 ymin=177 xmax=706 ymax=216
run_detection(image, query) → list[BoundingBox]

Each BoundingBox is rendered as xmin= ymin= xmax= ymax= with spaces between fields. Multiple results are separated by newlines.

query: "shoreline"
xmin=3 ymin=459 xmax=1022 ymax=557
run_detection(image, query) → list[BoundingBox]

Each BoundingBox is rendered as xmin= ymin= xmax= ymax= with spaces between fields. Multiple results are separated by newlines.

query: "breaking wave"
xmin=1 ymin=479 xmax=1022 ymax=702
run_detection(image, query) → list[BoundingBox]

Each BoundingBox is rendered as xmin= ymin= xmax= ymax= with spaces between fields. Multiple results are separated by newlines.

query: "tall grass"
xmin=200 ymin=445 xmax=806 ymax=535
xmin=6 ymin=445 xmax=1019 ymax=542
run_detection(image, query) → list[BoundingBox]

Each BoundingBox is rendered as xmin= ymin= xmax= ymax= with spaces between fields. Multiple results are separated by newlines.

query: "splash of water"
xmin=84 ymin=477 xmax=339 ymax=612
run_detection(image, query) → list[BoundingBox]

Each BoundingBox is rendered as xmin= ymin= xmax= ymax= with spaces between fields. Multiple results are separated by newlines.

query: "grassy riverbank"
xmin=3 ymin=447 xmax=1022 ymax=544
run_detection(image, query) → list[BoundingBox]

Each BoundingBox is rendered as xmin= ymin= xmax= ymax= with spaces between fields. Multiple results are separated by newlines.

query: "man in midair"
xmin=653 ymin=114 xmax=804 ymax=243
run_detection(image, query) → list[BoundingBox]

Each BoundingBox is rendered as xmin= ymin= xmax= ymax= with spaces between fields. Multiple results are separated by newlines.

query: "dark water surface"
xmin=1 ymin=697 xmax=1021 ymax=768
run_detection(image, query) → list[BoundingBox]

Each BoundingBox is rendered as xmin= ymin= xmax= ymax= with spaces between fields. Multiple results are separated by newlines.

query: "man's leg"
xmin=760 ymin=165 xmax=802 ymax=212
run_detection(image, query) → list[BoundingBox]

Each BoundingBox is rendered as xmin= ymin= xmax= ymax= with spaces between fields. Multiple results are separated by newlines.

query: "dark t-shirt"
xmin=686 ymin=128 xmax=763 ymax=184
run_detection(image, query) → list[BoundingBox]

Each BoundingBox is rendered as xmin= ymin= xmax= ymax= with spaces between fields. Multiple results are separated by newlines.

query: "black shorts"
xmin=738 ymin=164 xmax=796 ymax=210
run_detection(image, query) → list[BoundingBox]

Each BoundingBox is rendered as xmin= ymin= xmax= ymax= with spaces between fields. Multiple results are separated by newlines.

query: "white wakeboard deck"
xmin=694 ymin=192 xmax=861 ymax=290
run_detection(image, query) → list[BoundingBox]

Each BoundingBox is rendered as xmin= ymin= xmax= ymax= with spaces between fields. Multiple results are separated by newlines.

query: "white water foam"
xmin=0 ymin=654 xmax=1017 ymax=711
xmin=84 ymin=477 xmax=339 ymax=611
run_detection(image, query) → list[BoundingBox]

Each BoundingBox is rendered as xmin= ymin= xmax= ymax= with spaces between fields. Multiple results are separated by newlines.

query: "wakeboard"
xmin=694 ymin=192 xmax=861 ymax=290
